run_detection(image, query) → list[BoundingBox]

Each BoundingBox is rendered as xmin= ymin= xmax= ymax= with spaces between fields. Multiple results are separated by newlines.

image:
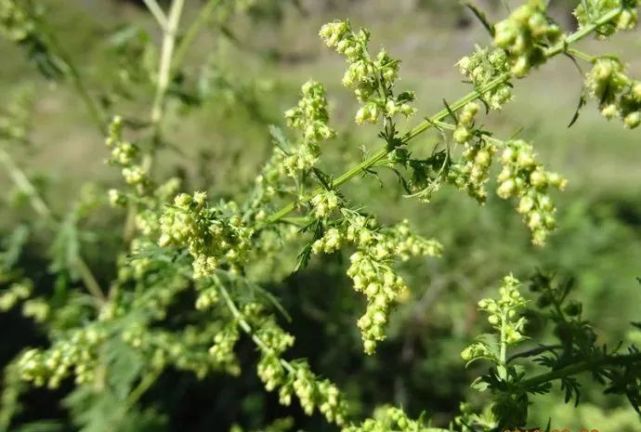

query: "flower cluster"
xmin=479 ymin=275 xmax=527 ymax=342
xmin=280 ymin=362 xmax=347 ymax=425
xmin=0 ymin=280 xmax=31 ymax=311
xmin=21 ymin=298 xmax=49 ymax=322
xmin=452 ymin=102 xmax=480 ymax=144
xmin=195 ymin=285 xmax=219 ymax=310
xmin=343 ymin=406 xmax=428 ymax=432
xmin=255 ymin=317 xmax=295 ymax=391
xmin=0 ymin=268 xmax=47 ymax=324
xmin=457 ymin=47 xmax=513 ymax=110
xmin=319 ymin=20 xmax=415 ymax=124
xmin=285 ymin=80 xmax=334 ymax=144
xmin=447 ymin=102 xmax=496 ymax=203
xmin=0 ymin=86 xmax=32 ymax=143
xmin=122 ymin=323 xmax=225 ymax=378
xmin=208 ymin=323 xmax=240 ymax=376
xmin=585 ymin=57 xmax=641 ymax=128
xmin=574 ymin=0 xmax=639 ymax=38
xmin=130 ymin=179 xmax=182 ymax=238
xmin=311 ymin=190 xmax=340 ymax=219
xmin=496 ymin=140 xmax=567 ymax=245
xmin=159 ymin=192 xmax=253 ymax=278
xmin=461 ymin=275 xmax=527 ymax=365
xmin=252 ymin=82 xmax=335 ymax=211
xmin=0 ymin=0 xmax=35 ymax=42
xmin=448 ymin=138 xmax=497 ymax=203
xmin=313 ymin=213 xmax=442 ymax=353
xmin=17 ymin=327 xmax=106 ymax=388
xmin=493 ymin=0 xmax=562 ymax=77
xmin=105 ymin=116 xmax=150 ymax=195
xmin=446 ymin=103 xmax=497 ymax=202
xmin=453 ymin=403 xmax=499 ymax=432
xmin=266 ymin=81 xmax=335 ymax=180
xmin=243 ymin=305 xmax=349 ymax=425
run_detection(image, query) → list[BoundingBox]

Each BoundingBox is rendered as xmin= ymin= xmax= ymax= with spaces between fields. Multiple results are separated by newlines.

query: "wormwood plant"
xmin=1 ymin=0 xmax=641 ymax=430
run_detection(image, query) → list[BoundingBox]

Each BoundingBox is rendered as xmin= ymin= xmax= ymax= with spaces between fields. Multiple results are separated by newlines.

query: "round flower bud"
xmin=453 ymin=126 xmax=471 ymax=144
xmin=497 ymin=179 xmax=516 ymax=199
xmin=529 ymin=170 xmax=547 ymax=188
xmin=624 ymin=112 xmax=641 ymax=129
xmin=601 ymin=103 xmax=619 ymax=119
xmin=632 ymin=82 xmax=641 ymax=101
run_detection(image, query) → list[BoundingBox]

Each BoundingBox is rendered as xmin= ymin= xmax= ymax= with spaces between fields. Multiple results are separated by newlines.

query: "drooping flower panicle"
xmin=493 ymin=0 xmax=563 ymax=77
xmin=312 ymin=212 xmax=442 ymax=354
xmin=585 ymin=57 xmax=641 ymax=128
xmin=319 ymin=20 xmax=416 ymax=124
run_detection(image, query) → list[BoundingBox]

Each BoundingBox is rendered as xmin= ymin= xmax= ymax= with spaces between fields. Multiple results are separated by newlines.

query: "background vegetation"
xmin=1 ymin=0 xmax=640 ymax=431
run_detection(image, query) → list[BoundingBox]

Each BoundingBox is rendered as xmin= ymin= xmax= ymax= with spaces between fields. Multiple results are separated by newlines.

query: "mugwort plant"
xmin=1 ymin=0 xmax=640 ymax=430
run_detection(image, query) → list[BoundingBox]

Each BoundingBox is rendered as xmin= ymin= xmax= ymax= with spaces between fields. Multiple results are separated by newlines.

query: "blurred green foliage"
xmin=0 ymin=0 xmax=640 ymax=431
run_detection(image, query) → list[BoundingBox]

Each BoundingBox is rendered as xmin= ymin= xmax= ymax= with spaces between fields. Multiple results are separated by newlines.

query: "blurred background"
xmin=1 ymin=0 xmax=640 ymax=431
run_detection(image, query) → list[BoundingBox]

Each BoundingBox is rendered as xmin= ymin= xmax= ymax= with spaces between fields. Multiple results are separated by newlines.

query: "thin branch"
xmin=173 ymin=0 xmax=223 ymax=71
xmin=566 ymin=47 xmax=596 ymax=63
xmin=507 ymin=344 xmax=562 ymax=363
xmin=263 ymin=7 xmax=623 ymax=226
xmin=518 ymin=352 xmax=641 ymax=390
xmin=0 ymin=148 xmax=51 ymax=219
xmin=142 ymin=0 xmax=169 ymax=29
xmin=0 ymin=147 xmax=106 ymax=303
xmin=125 ymin=368 xmax=162 ymax=409
xmin=34 ymin=18 xmax=107 ymax=133
xmin=125 ymin=0 xmax=185 ymax=242
xmin=149 ymin=0 xmax=185 ymax=134
xmin=218 ymin=282 xmax=295 ymax=374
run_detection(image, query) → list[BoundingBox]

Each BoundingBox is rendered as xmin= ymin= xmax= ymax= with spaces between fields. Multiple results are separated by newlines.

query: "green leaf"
xmin=312 ymin=168 xmax=333 ymax=191
xmin=0 ymin=224 xmax=29 ymax=271
xmin=14 ymin=421 xmax=64 ymax=432
xmin=268 ymin=125 xmax=290 ymax=152
xmin=48 ymin=213 xmax=81 ymax=281
xmin=567 ymin=94 xmax=587 ymax=128
xmin=464 ymin=2 xmax=495 ymax=37
xmin=471 ymin=377 xmax=490 ymax=392
xmin=497 ymin=365 xmax=507 ymax=381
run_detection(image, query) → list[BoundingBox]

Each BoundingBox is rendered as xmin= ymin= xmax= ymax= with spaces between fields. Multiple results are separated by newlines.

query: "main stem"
xmin=265 ymin=8 xmax=623 ymax=225
xmin=518 ymin=352 xmax=641 ymax=390
xmin=142 ymin=0 xmax=168 ymax=29
xmin=125 ymin=0 xmax=185 ymax=242
xmin=148 ymin=0 xmax=185 ymax=157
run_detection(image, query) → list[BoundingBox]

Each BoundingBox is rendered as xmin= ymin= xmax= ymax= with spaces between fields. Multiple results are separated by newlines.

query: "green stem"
xmin=518 ymin=352 xmax=641 ymax=391
xmin=29 ymin=2 xmax=107 ymax=133
xmin=142 ymin=0 xmax=168 ymax=29
xmin=403 ymin=74 xmax=510 ymax=142
xmin=73 ymin=259 xmax=106 ymax=304
xmin=125 ymin=0 xmax=185 ymax=243
xmin=125 ymin=368 xmax=162 ymax=409
xmin=507 ymin=344 xmax=562 ymax=363
xmin=148 ymin=0 xmax=185 ymax=141
xmin=64 ymin=61 xmax=107 ymax=134
xmin=499 ymin=312 xmax=507 ymax=367
xmin=173 ymin=0 xmax=223 ymax=71
xmin=566 ymin=47 xmax=596 ymax=63
xmin=0 ymin=147 xmax=106 ymax=303
xmin=218 ymin=282 xmax=295 ymax=374
xmin=434 ymin=120 xmax=515 ymax=151
xmin=0 ymin=148 xmax=51 ymax=219
xmin=264 ymin=7 xmax=622 ymax=225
